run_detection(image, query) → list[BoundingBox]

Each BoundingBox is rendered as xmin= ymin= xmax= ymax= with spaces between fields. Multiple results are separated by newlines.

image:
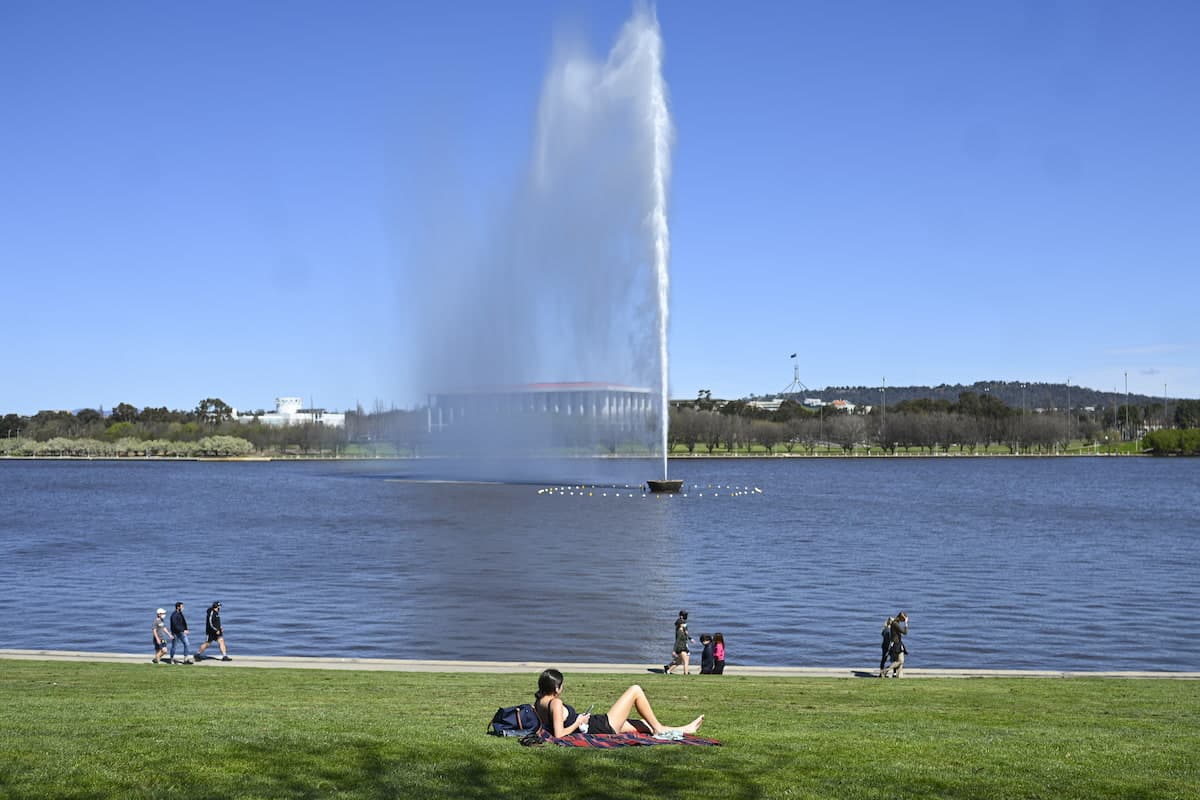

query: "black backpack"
xmin=487 ymin=704 xmax=540 ymax=737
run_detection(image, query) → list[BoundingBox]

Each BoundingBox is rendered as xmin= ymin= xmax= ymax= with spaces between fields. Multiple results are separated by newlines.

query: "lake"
xmin=1 ymin=456 xmax=1196 ymax=671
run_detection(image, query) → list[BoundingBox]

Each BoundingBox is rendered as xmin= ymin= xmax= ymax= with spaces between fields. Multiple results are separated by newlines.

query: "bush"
xmin=1143 ymin=428 xmax=1200 ymax=455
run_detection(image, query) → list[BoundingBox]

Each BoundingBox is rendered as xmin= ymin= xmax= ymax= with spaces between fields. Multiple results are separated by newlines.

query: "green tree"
xmin=194 ymin=398 xmax=234 ymax=426
xmin=103 ymin=421 xmax=137 ymax=442
xmin=29 ymin=410 xmax=75 ymax=440
xmin=196 ymin=435 xmax=253 ymax=456
xmin=110 ymin=403 xmax=140 ymax=424
xmin=1175 ymin=400 xmax=1200 ymax=428
xmin=115 ymin=436 xmax=144 ymax=456
xmin=75 ymin=408 xmax=102 ymax=426
xmin=1145 ymin=428 xmax=1200 ymax=455
xmin=138 ymin=406 xmax=187 ymax=424
xmin=2 ymin=413 xmax=27 ymax=438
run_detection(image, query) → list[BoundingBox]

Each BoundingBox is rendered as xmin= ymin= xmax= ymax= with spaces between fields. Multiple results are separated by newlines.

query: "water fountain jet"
xmin=405 ymin=6 xmax=674 ymax=487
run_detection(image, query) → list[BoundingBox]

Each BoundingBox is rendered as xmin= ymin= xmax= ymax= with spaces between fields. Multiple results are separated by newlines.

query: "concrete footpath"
xmin=2 ymin=649 xmax=1197 ymax=679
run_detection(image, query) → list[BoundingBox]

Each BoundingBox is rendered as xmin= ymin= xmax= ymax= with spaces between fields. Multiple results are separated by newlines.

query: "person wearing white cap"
xmin=152 ymin=608 xmax=171 ymax=664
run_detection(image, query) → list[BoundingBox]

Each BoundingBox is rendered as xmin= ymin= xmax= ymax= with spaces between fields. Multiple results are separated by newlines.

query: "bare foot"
xmin=680 ymin=715 xmax=704 ymax=735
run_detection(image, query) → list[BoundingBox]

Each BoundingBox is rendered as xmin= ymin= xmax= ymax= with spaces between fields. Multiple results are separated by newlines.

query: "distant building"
xmin=236 ymin=397 xmax=345 ymax=428
xmin=427 ymin=382 xmax=654 ymax=440
xmin=747 ymin=398 xmax=784 ymax=412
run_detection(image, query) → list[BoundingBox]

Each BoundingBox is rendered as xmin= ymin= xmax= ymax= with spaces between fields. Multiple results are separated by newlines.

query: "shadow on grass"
xmin=221 ymin=737 xmax=770 ymax=800
xmin=422 ymin=748 xmax=771 ymax=800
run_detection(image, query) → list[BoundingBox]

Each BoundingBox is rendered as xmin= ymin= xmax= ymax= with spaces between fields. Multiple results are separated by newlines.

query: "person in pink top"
xmin=712 ymin=632 xmax=726 ymax=674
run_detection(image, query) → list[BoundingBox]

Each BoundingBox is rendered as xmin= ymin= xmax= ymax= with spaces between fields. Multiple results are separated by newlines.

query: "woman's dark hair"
xmin=714 ymin=632 xmax=724 ymax=645
xmin=678 ymin=610 xmax=688 ymax=620
xmin=536 ymin=668 xmax=564 ymax=699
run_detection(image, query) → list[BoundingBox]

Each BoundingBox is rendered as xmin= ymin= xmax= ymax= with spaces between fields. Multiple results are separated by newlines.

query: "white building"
xmin=237 ymin=397 xmax=346 ymax=428
xmin=428 ymin=383 xmax=653 ymax=435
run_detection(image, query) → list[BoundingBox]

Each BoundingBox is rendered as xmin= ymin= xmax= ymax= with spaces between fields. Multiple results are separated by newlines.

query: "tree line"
xmin=4 ymin=392 xmax=1200 ymax=457
xmin=670 ymin=392 xmax=1200 ymax=455
xmin=0 ymin=399 xmax=429 ymax=458
xmin=778 ymin=380 xmax=1182 ymax=416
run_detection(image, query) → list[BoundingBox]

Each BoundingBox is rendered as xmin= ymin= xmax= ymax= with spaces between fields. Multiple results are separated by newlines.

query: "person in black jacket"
xmin=195 ymin=601 xmax=231 ymax=661
xmin=879 ymin=616 xmax=894 ymax=675
xmin=168 ymin=601 xmax=193 ymax=664
xmin=698 ymin=634 xmax=715 ymax=674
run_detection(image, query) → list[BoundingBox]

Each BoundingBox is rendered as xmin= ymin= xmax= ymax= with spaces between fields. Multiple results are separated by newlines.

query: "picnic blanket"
xmin=522 ymin=730 xmax=720 ymax=748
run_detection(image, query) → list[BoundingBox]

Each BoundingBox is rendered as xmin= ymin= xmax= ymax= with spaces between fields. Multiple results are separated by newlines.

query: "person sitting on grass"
xmin=533 ymin=668 xmax=704 ymax=738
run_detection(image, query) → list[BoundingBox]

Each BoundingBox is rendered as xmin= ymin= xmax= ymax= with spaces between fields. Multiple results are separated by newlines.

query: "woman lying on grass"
xmin=533 ymin=668 xmax=704 ymax=737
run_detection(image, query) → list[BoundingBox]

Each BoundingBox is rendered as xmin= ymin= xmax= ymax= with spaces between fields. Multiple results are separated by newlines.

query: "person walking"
xmin=881 ymin=611 xmax=909 ymax=677
xmin=152 ymin=608 xmax=171 ymax=664
xmin=664 ymin=611 xmax=693 ymax=675
xmin=168 ymin=601 xmax=193 ymax=664
xmin=195 ymin=601 xmax=231 ymax=661
xmin=879 ymin=616 xmax=894 ymax=675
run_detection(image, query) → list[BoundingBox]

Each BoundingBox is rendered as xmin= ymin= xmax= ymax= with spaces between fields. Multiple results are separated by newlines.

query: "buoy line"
xmin=537 ymin=484 xmax=763 ymax=498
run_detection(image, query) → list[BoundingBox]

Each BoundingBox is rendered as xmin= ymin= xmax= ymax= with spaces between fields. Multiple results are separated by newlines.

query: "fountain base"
xmin=646 ymin=479 xmax=684 ymax=493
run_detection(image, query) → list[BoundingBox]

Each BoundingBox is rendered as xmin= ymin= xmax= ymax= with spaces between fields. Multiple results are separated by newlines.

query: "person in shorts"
xmin=152 ymin=608 xmax=171 ymax=664
xmin=533 ymin=668 xmax=704 ymax=738
xmin=195 ymin=600 xmax=231 ymax=661
xmin=664 ymin=611 xmax=693 ymax=675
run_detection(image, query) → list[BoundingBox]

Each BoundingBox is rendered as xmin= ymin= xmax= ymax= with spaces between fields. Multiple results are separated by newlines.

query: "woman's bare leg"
xmin=682 ymin=651 xmax=691 ymax=675
xmin=606 ymin=684 xmax=704 ymax=735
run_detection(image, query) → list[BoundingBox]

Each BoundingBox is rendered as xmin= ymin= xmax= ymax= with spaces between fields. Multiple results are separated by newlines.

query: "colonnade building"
xmin=426 ymin=382 xmax=655 ymax=441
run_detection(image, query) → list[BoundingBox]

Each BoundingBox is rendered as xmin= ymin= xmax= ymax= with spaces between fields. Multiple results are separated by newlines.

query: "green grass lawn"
xmin=1 ymin=661 xmax=1196 ymax=799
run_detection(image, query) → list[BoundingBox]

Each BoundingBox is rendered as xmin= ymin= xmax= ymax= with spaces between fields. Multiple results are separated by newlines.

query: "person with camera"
xmin=880 ymin=611 xmax=909 ymax=678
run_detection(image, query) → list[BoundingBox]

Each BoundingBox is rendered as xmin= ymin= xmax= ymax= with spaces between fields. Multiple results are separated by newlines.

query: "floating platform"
xmin=646 ymin=479 xmax=684 ymax=493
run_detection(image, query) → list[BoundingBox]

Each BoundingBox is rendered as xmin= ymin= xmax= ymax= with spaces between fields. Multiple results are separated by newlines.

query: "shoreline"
xmin=3 ymin=649 xmax=1197 ymax=679
xmin=0 ymin=452 xmax=1153 ymax=462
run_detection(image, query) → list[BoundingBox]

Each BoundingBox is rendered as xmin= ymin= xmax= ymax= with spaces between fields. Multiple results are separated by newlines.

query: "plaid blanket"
xmin=522 ymin=730 xmax=720 ymax=748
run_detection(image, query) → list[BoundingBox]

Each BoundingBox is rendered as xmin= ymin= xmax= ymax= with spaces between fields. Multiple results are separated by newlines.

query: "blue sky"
xmin=3 ymin=1 xmax=1198 ymax=415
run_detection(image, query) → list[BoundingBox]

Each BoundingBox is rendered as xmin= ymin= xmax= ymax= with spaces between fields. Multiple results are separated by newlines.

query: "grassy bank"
xmin=1 ymin=661 xmax=1196 ymax=799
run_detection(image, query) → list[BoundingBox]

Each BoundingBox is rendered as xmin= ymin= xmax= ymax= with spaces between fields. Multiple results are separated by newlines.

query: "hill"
xmin=758 ymin=380 xmax=1175 ymax=411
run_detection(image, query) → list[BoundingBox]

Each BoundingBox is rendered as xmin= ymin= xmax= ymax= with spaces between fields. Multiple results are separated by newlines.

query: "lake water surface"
xmin=1 ymin=457 xmax=1196 ymax=671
